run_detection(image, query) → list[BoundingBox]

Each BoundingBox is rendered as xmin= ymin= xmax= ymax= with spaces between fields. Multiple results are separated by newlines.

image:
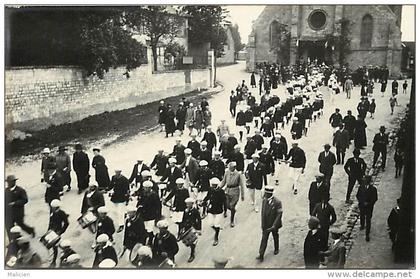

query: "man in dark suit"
xmin=128 ymin=159 xmax=150 ymax=186
xmin=160 ymin=158 xmax=183 ymax=193
xmin=343 ymin=110 xmax=356 ymax=141
xmin=329 ymin=108 xmax=343 ymax=129
xmin=171 ymin=138 xmax=186 ymax=164
xmin=96 ymin=206 xmax=116 ymax=242
xmin=356 ymin=175 xmax=378 ymax=241
xmin=312 ymin=195 xmax=337 ymax=251
xmin=317 ymin=144 xmax=337 ymax=192
xmin=181 ymin=148 xmax=199 ymax=185
xmin=187 ymin=133 xmax=201 ymax=159
xmin=72 ymin=144 xmax=90 ymax=194
xmin=150 ymin=149 xmax=168 ymax=177
xmin=320 ymin=227 xmax=346 ymax=268
xmin=48 ymin=199 xmax=70 ymax=267
xmin=245 ymin=153 xmax=266 ymax=212
xmin=93 ymin=234 xmax=118 ymax=268
xmin=372 ymin=126 xmax=389 ymax=171
xmin=344 ymin=149 xmax=367 ymax=203
xmin=81 ymin=184 xmax=105 ymax=215
xmin=308 ymin=174 xmax=328 ymax=215
xmin=5 ymin=175 xmax=35 ymax=238
xmin=333 ymin=124 xmax=350 ymax=164
xmin=304 ymin=216 xmax=323 ymax=269
xmin=256 ymin=186 xmax=283 ymax=262
xmin=109 ymin=170 xmax=130 ymax=232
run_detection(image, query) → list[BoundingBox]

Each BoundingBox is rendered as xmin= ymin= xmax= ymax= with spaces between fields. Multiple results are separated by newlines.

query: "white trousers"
xmin=208 ymin=213 xmax=223 ymax=228
xmin=111 ymin=202 xmax=126 ymax=227
xmin=289 ymin=167 xmax=303 ymax=190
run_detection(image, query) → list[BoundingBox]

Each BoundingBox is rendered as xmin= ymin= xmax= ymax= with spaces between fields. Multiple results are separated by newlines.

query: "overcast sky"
xmin=225 ymin=5 xmax=415 ymax=43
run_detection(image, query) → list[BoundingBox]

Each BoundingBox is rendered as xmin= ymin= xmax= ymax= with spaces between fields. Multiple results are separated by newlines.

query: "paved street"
xmin=5 ymin=61 xmax=411 ymax=268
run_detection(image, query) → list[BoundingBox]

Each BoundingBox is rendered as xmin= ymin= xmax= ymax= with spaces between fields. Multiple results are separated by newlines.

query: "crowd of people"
xmin=5 ymin=61 xmax=409 ymax=269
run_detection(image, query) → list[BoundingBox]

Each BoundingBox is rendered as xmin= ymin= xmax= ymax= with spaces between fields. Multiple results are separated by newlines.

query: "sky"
xmin=225 ymin=5 xmax=415 ymax=43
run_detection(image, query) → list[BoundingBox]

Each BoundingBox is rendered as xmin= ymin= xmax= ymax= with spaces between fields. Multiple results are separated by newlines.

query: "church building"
xmin=246 ymin=5 xmax=402 ymax=76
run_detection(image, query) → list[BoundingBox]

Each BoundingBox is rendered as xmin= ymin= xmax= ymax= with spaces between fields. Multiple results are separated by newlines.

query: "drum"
xmin=40 ymin=230 xmax=61 ymax=249
xmin=78 ymin=211 xmax=98 ymax=229
xmin=180 ymin=227 xmax=198 ymax=247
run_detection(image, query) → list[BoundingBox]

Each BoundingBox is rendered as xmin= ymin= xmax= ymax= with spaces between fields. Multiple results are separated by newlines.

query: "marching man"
xmin=286 ymin=141 xmax=306 ymax=195
xmin=256 ymin=186 xmax=283 ymax=262
xmin=219 ymin=162 xmax=245 ymax=227
xmin=202 ymin=178 xmax=227 ymax=246
xmin=180 ymin=197 xmax=202 ymax=263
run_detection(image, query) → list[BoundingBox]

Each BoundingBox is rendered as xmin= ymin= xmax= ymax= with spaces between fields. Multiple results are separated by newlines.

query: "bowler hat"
xmin=58 ymin=146 xmax=67 ymax=151
xmin=5 ymin=175 xmax=18 ymax=182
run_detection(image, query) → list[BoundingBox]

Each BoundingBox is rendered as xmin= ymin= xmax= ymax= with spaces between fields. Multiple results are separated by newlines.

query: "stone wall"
xmin=5 ymin=65 xmax=210 ymax=131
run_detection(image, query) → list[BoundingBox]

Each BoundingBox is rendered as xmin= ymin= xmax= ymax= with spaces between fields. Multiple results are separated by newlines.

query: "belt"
xmin=227 ymin=185 xmax=239 ymax=188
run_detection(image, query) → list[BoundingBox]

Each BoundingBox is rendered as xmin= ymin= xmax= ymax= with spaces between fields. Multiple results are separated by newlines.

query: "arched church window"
xmin=360 ymin=14 xmax=373 ymax=48
xmin=269 ymin=20 xmax=280 ymax=48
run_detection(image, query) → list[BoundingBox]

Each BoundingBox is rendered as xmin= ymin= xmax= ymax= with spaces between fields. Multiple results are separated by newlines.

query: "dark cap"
xmin=58 ymin=146 xmax=67 ymax=151
xmin=353 ymin=148 xmax=361 ymax=155
xmin=75 ymin=144 xmax=83 ymax=150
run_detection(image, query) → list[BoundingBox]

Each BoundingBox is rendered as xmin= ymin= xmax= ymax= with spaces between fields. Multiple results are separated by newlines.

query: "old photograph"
xmin=4 ymin=2 xmax=416 ymax=271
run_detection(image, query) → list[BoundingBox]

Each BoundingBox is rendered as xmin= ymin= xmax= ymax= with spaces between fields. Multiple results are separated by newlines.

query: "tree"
xmin=79 ymin=10 xmax=146 ymax=78
xmin=125 ymin=6 xmax=184 ymax=71
xmin=230 ymin=24 xmax=245 ymax=55
xmin=6 ymin=7 xmax=147 ymax=78
xmin=182 ymin=6 xmax=229 ymax=57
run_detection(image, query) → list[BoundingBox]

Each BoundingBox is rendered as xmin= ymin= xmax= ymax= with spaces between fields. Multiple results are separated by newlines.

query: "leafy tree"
xmin=182 ymin=5 xmax=229 ymax=57
xmin=6 ymin=7 xmax=147 ymax=78
xmin=229 ymin=23 xmax=244 ymax=55
xmin=124 ymin=6 xmax=184 ymax=71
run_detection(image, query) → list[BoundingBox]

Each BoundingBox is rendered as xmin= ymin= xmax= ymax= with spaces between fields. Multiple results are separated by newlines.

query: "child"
xmin=369 ymin=99 xmax=376 ymax=119
xmin=389 ymin=96 xmax=398 ymax=115
xmin=402 ymin=80 xmax=408 ymax=94
xmin=394 ymin=149 xmax=404 ymax=178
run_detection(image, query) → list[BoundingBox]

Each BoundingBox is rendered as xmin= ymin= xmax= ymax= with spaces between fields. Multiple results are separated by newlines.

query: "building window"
xmin=308 ymin=10 xmax=327 ymax=30
xmin=269 ymin=20 xmax=280 ymax=48
xmin=360 ymin=14 xmax=373 ymax=48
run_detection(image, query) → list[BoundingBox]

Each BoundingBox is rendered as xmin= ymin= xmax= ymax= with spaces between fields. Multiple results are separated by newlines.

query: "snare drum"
xmin=129 ymin=243 xmax=144 ymax=265
xmin=78 ymin=211 xmax=98 ymax=229
xmin=180 ymin=227 xmax=198 ymax=247
xmin=40 ymin=230 xmax=61 ymax=249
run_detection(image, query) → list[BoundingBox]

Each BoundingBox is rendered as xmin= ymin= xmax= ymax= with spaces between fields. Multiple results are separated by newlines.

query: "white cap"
xmin=234 ymin=144 xmax=240 ymax=149
xmin=66 ymin=253 xmax=81 ymax=263
xmin=97 ymin=206 xmax=108 ymax=214
xmin=207 ymin=126 xmax=213 ymax=130
xmin=175 ymin=137 xmax=182 ymax=142
xmin=99 ymin=259 xmax=116 ymax=268
xmin=96 ymin=234 xmax=109 ymax=243
xmin=137 ymin=245 xmax=152 ymax=257
xmin=201 ymin=141 xmax=207 ymax=146
xmin=168 ymin=158 xmax=177 ymax=164
xmin=214 ymin=151 xmax=221 ymax=156
xmin=50 ymin=199 xmax=61 ymax=208
xmin=143 ymin=180 xmax=153 ymax=188
xmin=157 ymin=219 xmax=169 ymax=228
xmin=176 ymin=178 xmax=185 ymax=184
xmin=185 ymin=197 xmax=195 ymax=203
xmin=10 ymin=226 xmax=22 ymax=234
xmin=42 ymin=147 xmax=51 ymax=154
xmin=292 ymin=140 xmax=299 ymax=145
xmin=251 ymin=153 xmax=260 ymax=159
xmin=141 ymin=170 xmax=151 ymax=177
xmin=190 ymin=130 xmax=198 ymax=137
xmin=199 ymin=160 xmax=208 ymax=167
xmin=60 ymin=239 xmax=72 ymax=248
xmin=210 ymin=177 xmax=221 ymax=185
xmin=184 ymin=148 xmax=192 ymax=155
